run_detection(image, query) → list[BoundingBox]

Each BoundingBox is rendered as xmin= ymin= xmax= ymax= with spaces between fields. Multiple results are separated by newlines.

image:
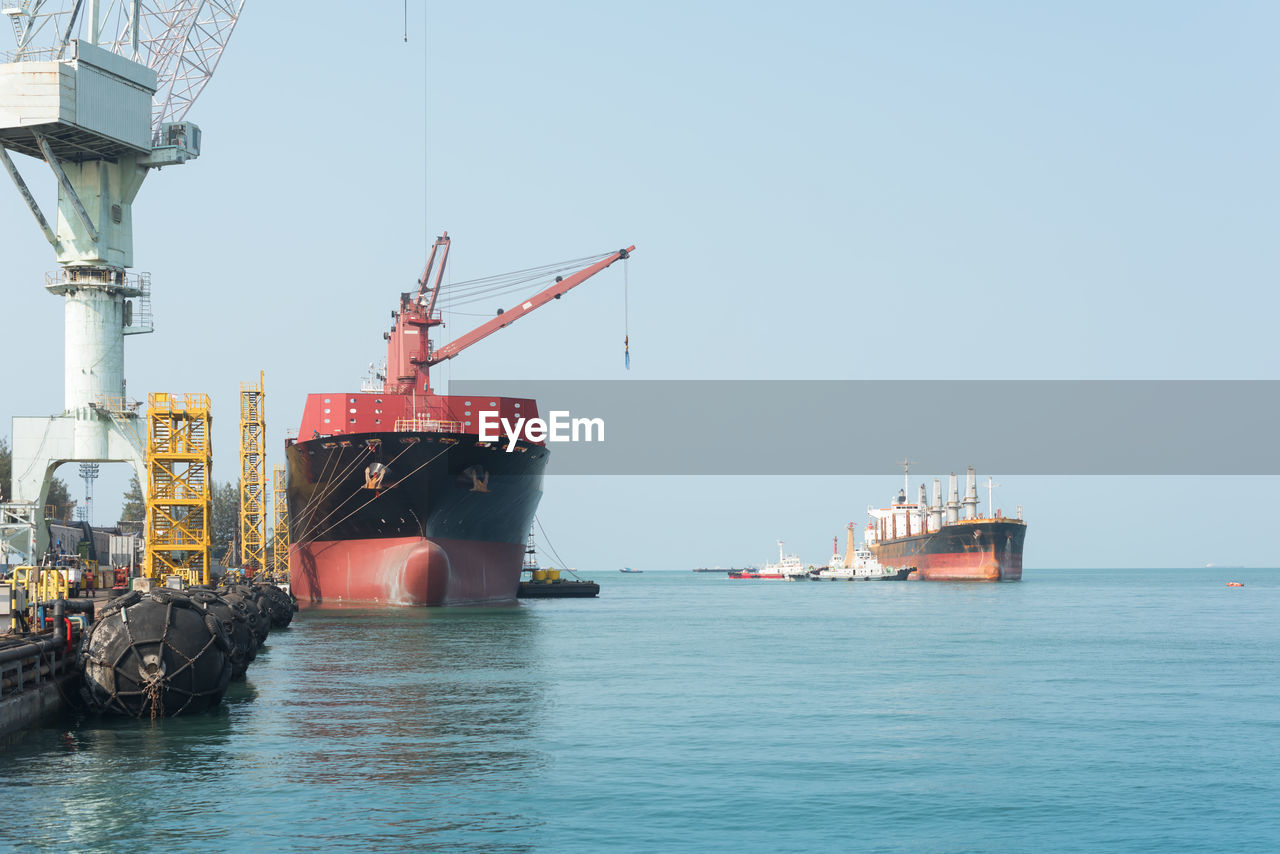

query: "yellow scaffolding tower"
xmin=272 ymin=464 xmax=289 ymax=582
xmin=239 ymin=372 xmax=266 ymax=578
xmin=145 ymin=393 xmax=212 ymax=586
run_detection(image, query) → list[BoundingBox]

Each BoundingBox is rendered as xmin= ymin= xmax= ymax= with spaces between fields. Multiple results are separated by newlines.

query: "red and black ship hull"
xmin=871 ymin=519 xmax=1026 ymax=581
xmin=285 ymin=431 xmax=548 ymax=606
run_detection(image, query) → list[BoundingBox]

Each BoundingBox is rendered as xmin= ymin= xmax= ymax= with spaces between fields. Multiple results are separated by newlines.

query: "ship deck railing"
xmin=394 ymin=418 xmax=463 ymax=434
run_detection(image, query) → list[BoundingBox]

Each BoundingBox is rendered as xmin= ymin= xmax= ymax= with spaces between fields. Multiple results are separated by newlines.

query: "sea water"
xmin=1 ymin=568 xmax=1277 ymax=853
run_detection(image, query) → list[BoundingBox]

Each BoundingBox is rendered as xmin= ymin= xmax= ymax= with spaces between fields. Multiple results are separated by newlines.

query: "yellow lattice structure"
xmin=145 ymin=393 xmax=212 ymax=586
xmin=271 ymin=464 xmax=289 ymax=583
xmin=240 ymin=372 xmax=267 ymax=578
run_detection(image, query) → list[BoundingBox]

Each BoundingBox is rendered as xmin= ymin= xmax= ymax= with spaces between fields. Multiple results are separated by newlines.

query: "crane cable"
xmin=623 ymin=256 xmax=630 ymax=370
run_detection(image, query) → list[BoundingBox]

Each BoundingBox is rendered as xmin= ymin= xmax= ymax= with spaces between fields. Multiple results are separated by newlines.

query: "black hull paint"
xmin=285 ymin=432 xmax=548 ymax=547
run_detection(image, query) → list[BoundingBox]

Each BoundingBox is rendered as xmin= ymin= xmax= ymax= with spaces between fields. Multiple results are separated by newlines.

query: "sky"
xmin=2 ymin=2 xmax=1277 ymax=569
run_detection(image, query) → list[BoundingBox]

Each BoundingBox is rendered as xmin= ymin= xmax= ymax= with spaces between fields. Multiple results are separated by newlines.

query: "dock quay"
xmin=0 ymin=597 xmax=91 ymax=738
xmin=2 ymin=567 xmax=295 ymax=735
xmin=1 ymin=633 xmax=77 ymax=738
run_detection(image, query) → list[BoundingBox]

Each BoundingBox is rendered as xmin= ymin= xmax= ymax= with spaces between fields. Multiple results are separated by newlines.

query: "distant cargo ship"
xmin=866 ymin=466 xmax=1026 ymax=582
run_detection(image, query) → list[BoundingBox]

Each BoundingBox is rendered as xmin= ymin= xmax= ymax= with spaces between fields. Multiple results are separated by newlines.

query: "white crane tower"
xmin=0 ymin=1 xmax=245 ymax=561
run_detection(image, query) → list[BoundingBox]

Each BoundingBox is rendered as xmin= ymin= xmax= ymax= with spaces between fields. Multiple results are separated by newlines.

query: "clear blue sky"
xmin=2 ymin=2 xmax=1277 ymax=568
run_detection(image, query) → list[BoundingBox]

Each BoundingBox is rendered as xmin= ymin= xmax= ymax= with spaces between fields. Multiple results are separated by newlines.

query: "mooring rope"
xmin=303 ymin=443 xmax=454 ymax=544
xmin=535 ymin=516 xmax=584 ymax=581
xmin=292 ymin=439 xmax=420 ymax=545
xmin=294 ymin=445 xmax=362 ymax=533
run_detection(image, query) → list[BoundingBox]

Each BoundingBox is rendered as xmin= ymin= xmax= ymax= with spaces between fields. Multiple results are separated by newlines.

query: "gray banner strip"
xmin=451 ymin=381 xmax=1280 ymax=475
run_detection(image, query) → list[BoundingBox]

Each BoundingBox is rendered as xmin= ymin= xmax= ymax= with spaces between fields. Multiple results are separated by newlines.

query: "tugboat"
xmin=812 ymin=526 xmax=912 ymax=581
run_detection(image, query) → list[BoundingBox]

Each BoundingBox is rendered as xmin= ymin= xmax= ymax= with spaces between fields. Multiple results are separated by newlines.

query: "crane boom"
xmin=420 ymin=231 xmax=450 ymax=321
xmin=426 ymin=246 xmax=633 ymax=366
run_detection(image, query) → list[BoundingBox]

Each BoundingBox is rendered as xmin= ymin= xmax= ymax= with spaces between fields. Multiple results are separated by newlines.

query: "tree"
xmin=1 ymin=440 xmax=76 ymax=519
xmin=212 ymin=480 xmax=240 ymax=566
xmin=0 ymin=437 xmax=9 ymax=503
xmin=120 ymin=474 xmax=145 ymax=523
xmin=46 ymin=477 xmax=77 ymax=520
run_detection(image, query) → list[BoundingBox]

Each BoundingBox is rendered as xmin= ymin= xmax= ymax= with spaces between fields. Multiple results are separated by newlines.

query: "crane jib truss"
xmin=5 ymin=0 xmax=246 ymax=135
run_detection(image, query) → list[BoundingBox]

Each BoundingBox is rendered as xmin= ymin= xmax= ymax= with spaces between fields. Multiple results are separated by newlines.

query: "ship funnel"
xmin=963 ymin=465 xmax=979 ymax=520
xmin=946 ymin=472 xmax=960 ymax=524
xmin=930 ymin=478 xmax=943 ymax=531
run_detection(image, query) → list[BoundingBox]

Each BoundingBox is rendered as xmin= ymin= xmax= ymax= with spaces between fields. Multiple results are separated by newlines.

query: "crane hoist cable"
xmin=624 ymin=256 xmax=630 ymax=370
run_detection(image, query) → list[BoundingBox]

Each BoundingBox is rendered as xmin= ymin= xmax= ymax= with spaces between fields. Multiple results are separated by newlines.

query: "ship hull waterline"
xmin=290 ymin=536 xmax=525 ymax=607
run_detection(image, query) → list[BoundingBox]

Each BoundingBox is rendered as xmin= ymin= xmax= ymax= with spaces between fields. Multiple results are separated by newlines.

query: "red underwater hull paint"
xmin=914 ymin=547 xmax=1023 ymax=582
xmin=290 ymin=536 xmax=524 ymax=607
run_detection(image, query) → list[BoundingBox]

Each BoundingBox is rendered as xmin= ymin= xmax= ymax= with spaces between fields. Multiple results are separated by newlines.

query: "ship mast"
xmin=524 ymin=524 xmax=538 ymax=571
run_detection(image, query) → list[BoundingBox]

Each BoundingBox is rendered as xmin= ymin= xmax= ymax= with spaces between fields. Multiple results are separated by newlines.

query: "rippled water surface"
xmin=2 ymin=568 xmax=1278 ymax=852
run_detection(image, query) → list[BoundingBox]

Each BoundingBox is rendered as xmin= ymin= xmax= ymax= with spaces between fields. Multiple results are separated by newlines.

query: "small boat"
xmin=731 ymin=541 xmax=806 ymax=580
xmin=517 ymin=527 xmax=599 ymax=596
xmin=813 ymin=537 xmax=911 ymax=581
xmin=619 ymin=567 xmax=643 ymax=574
xmin=1226 ymin=581 xmax=1245 ymax=587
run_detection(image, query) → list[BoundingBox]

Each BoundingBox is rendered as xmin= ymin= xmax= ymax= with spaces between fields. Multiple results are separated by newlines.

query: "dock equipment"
xmin=239 ymin=373 xmax=266 ymax=578
xmin=144 ymin=393 xmax=212 ymax=586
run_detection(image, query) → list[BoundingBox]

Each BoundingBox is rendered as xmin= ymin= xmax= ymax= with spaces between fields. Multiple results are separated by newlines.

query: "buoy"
xmin=188 ymin=588 xmax=258 ymax=678
xmin=252 ymin=582 xmax=298 ymax=628
xmin=80 ymin=588 xmax=232 ymax=718
xmin=220 ymin=584 xmax=271 ymax=643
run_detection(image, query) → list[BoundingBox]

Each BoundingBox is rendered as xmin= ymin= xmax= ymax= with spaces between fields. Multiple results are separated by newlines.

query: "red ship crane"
xmin=384 ymin=233 xmax=633 ymax=394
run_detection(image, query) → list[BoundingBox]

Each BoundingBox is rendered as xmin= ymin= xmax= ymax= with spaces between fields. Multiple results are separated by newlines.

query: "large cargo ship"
xmin=285 ymin=233 xmax=632 ymax=606
xmin=865 ymin=466 xmax=1026 ymax=581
